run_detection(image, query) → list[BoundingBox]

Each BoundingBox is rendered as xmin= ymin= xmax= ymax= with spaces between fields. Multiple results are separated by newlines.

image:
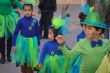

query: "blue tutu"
xmin=68 ymin=54 xmax=82 ymax=73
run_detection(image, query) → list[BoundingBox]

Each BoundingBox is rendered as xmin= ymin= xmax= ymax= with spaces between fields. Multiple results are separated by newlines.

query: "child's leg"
xmin=0 ymin=37 xmax=5 ymax=64
xmin=0 ymin=52 xmax=5 ymax=64
xmin=26 ymin=67 xmax=34 ymax=73
xmin=6 ymin=36 xmax=12 ymax=62
xmin=21 ymin=64 xmax=27 ymax=73
xmin=39 ymin=12 xmax=45 ymax=38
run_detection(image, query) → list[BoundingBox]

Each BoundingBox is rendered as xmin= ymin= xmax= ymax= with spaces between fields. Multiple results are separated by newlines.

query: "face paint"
xmin=84 ymin=24 xmax=98 ymax=39
xmin=92 ymin=31 xmax=96 ymax=35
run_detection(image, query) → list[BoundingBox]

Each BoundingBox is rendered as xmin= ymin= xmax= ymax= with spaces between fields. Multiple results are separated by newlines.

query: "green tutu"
xmin=11 ymin=35 xmax=39 ymax=68
xmin=39 ymin=55 xmax=70 ymax=73
xmin=0 ymin=12 xmax=19 ymax=38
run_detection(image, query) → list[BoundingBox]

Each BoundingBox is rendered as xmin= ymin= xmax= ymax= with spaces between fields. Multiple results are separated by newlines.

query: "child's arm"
xmin=56 ymin=35 xmax=83 ymax=60
xmin=39 ymin=42 xmax=47 ymax=65
xmin=13 ymin=0 xmax=23 ymax=9
xmin=34 ymin=43 xmax=47 ymax=71
xmin=12 ymin=20 xmax=21 ymax=46
xmin=59 ymin=41 xmax=83 ymax=60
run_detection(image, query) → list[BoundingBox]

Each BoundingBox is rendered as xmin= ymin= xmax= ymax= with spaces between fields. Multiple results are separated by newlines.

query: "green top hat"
xmin=81 ymin=12 xmax=107 ymax=29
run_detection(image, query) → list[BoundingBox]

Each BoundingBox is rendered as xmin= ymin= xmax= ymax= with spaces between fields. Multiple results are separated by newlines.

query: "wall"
xmin=57 ymin=0 xmax=81 ymax=5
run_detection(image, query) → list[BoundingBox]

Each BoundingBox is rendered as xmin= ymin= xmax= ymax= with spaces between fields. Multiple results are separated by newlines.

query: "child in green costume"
xmin=56 ymin=12 xmax=110 ymax=73
xmin=0 ymin=0 xmax=23 ymax=64
xmin=11 ymin=3 xmax=40 ymax=73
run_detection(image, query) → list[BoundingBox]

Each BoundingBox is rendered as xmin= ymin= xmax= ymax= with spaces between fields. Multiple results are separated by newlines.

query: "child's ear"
xmin=97 ymin=29 xmax=102 ymax=35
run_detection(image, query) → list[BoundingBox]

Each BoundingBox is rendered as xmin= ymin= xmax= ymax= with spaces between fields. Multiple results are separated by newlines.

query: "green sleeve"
xmin=59 ymin=41 xmax=84 ymax=60
xmin=13 ymin=0 xmax=23 ymax=10
xmin=108 ymin=44 xmax=110 ymax=53
xmin=105 ymin=40 xmax=110 ymax=53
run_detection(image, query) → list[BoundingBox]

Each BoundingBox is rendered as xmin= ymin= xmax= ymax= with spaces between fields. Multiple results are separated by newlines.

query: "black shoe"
xmin=7 ymin=58 xmax=12 ymax=62
xmin=16 ymin=62 xmax=20 ymax=67
xmin=0 ymin=59 xmax=5 ymax=64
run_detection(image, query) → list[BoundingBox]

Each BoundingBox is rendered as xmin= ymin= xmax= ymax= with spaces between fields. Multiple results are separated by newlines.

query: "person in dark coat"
xmin=38 ymin=0 xmax=57 ymax=39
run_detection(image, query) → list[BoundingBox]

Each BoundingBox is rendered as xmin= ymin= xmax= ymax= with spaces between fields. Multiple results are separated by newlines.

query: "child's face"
xmin=23 ymin=6 xmax=32 ymax=17
xmin=84 ymin=24 xmax=101 ymax=39
xmin=48 ymin=29 xmax=54 ymax=41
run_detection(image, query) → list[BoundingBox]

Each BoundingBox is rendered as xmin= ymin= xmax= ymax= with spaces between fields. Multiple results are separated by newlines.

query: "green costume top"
xmin=0 ymin=0 xmax=23 ymax=15
xmin=60 ymin=38 xmax=110 ymax=73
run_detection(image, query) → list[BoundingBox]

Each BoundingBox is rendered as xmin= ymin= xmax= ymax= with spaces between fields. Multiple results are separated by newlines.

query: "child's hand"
xmin=56 ymin=35 xmax=64 ymax=45
xmin=34 ymin=64 xmax=42 ymax=71
xmin=11 ymin=46 xmax=16 ymax=52
xmin=38 ymin=64 xmax=42 ymax=68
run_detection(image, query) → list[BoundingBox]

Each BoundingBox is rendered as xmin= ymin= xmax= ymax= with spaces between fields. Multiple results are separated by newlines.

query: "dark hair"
xmin=79 ymin=12 xmax=86 ymax=27
xmin=48 ymin=26 xmax=60 ymax=40
xmin=15 ymin=11 xmax=20 ymax=17
xmin=23 ymin=3 xmax=33 ymax=10
xmin=93 ymin=26 xmax=105 ymax=35
xmin=48 ymin=26 xmax=58 ymax=36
